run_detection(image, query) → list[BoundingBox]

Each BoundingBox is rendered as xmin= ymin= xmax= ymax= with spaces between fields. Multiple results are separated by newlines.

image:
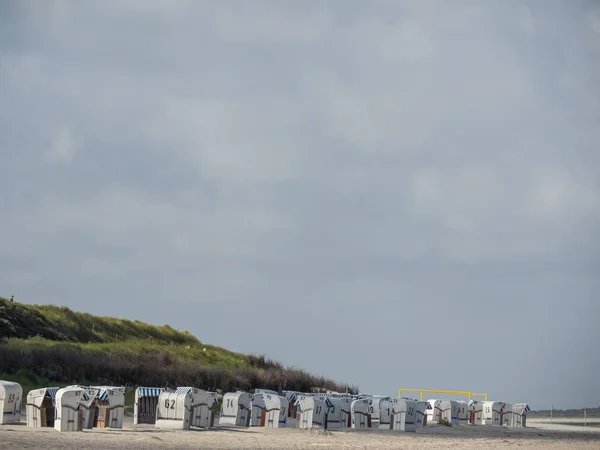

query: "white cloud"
xmin=78 ymin=255 xmax=136 ymax=280
xmin=518 ymin=5 xmax=536 ymax=36
xmin=0 ymin=55 xmax=43 ymax=81
xmin=47 ymin=126 xmax=77 ymax=163
xmin=147 ymin=96 xmax=309 ymax=183
xmin=209 ymin=4 xmax=329 ymax=43
xmin=360 ymin=17 xmax=436 ymax=64
xmin=302 ymin=43 xmax=535 ymax=155
xmin=405 ymin=163 xmax=600 ymax=263
xmin=1 ymin=0 xmax=599 ymax=409
xmin=36 ymin=183 xmax=295 ymax=263
xmin=119 ymin=0 xmax=191 ymax=15
xmin=170 ymin=206 xmax=296 ymax=259
xmin=40 ymin=184 xmax=176 ymax=237
xmin=411 ymin=169 xmax=443 ymax=204
xmin=526 ymin=167 xmax=600 ymax=221
xmin=409 ymin=166 xmax=504 ymax=234
xmin=587 ymin=9 xmax=600 ymax=34
xmin=13 ymin=0 xmax=73 ymax=30
xmin=302 ymin=71 xmax=441 ymax=151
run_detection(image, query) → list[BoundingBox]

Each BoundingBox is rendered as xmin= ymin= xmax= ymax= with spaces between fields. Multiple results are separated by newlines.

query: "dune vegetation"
xmin=0 ymin=297 xmax=357 ymax=399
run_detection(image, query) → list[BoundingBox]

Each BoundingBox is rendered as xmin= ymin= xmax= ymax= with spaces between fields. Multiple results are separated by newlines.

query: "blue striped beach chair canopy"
xmin=47 ymin=387 xmax=59 ymax=399
xmin=89 ymin=386 xmax=125 ymax=402
xmin=136 ymin=387 xmax=164 ymax=398
xmin=175 ymin=387 xmax=193 ymax=395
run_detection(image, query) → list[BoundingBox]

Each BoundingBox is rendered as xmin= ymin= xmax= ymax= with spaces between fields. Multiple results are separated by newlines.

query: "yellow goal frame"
xmin=397 ymin=388 xmax=488 ymax=402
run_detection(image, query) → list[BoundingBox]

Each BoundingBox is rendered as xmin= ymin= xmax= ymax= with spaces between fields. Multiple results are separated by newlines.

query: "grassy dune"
xmin=0 ymin=297 xmax=357 ymax=399
xmin=1 ymin=298 xmax=199 ymax=344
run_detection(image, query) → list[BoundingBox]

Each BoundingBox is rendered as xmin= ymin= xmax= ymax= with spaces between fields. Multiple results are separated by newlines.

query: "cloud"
xmin=46 ymin=126 xmax=77 ymax=163
xmin=526 ymin=166 xmax=600 ymax=221
xmin=1 ymin=0 xmax=599 ymax=409
xmin=147 ymin=96 xmax=312 ymax=183
xmin=357 ymin=16 xmax=437 ymax=64
xmin=518 ymin=5 xmax=536 ymax=36
xmin=587 ymin=9 xmax=600 ymax=34
xmin=208 ymin=3 xmax=330 ymax=44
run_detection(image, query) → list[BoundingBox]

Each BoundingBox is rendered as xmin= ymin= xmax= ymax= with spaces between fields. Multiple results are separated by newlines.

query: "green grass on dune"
xmin=1 ymin=336 xmax=249 ymax=371
xmin=0 ymin=297 xmax=199 ymax=345
xmin=0 ymin=296 xmax=251 ymax=368
xmin=0 ymin=297 xmax=358 ymax=399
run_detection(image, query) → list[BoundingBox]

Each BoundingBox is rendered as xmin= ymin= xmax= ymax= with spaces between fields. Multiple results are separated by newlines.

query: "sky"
xmin=1 ymin=0 xmax=599 ymax=410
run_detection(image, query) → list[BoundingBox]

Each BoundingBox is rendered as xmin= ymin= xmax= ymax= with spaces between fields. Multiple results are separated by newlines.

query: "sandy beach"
xmin=1 ymin=418 xmax=598 ymax=449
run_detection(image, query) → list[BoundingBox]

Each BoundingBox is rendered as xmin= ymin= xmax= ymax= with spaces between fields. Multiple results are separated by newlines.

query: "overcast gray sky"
xmin=1 ymin=0 xmax=599 ymax=410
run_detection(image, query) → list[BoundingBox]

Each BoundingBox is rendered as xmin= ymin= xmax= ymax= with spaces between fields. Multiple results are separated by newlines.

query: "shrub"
xmin=0 ymin=338 xmax=356 ymax=394
xmin=0 ymin=297 xmax=357 ymax=395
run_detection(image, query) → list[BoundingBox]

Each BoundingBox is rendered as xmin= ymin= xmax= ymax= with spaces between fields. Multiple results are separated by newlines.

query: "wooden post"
xmin=550 ymin=404 xmax=553 ymax=424
xmin=584 ymin=407 xmax=587 ymax=427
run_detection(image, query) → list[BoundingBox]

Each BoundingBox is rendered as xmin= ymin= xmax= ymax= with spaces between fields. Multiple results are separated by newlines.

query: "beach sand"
xmin=1 ymin=417 xmax=598 ymax=449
